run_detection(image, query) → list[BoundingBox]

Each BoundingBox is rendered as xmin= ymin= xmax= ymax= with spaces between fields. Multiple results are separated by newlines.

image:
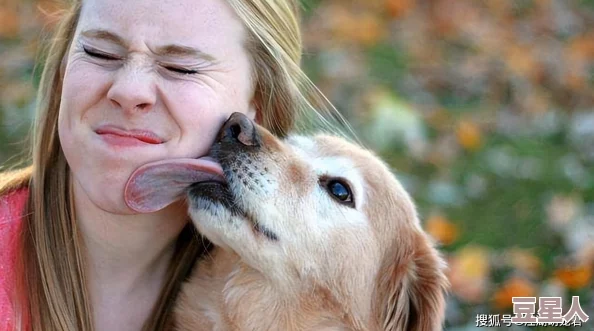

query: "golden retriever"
xmin=125 ymin=112 xmax=449 ymax=331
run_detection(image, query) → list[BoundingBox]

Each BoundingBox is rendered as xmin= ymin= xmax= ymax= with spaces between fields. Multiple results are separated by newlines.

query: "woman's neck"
xmin=72 ymin=181 xmax=188 ymax=330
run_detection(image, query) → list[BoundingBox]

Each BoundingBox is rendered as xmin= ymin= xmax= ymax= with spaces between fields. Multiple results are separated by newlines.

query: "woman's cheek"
xmin=62 ymin=62 xmax=111 ymax=118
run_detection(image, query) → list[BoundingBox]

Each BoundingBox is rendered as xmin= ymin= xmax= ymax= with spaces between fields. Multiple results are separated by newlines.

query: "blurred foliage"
xmin=1 ymin=0 xmax=593 ymax=329
xmin=300 ymin=1 xmax=593 ymax=329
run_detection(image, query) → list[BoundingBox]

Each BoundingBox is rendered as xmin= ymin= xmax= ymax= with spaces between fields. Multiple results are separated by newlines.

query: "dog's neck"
xmin=175 ymin=248 xmax=373 ymax=331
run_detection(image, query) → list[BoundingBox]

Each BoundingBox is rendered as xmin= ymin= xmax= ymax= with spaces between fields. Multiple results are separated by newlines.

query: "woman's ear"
xmin=374 ymin=231 xmax=449 ymax=331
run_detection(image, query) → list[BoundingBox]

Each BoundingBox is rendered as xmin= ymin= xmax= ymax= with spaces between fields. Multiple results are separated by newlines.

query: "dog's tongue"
xmin=124 ymin=157 xmax=225 ymax=213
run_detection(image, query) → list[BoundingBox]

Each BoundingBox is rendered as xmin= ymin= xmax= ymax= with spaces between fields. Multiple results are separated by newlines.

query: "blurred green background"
xmin=1 ymin=0 xmax=593 ymax=330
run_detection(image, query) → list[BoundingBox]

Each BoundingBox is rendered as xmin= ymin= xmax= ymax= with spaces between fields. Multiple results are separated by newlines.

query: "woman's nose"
xmin=107 ymin=66 xmax=156 ymax=114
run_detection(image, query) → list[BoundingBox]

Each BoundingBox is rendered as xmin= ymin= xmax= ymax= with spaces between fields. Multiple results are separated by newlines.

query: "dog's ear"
xmin=373 ymin=230 xmax=448 ymax=331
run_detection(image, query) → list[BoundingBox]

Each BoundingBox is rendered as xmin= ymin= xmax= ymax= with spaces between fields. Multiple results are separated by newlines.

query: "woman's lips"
xmin=95 ymin=126 xmax=164 ymax=146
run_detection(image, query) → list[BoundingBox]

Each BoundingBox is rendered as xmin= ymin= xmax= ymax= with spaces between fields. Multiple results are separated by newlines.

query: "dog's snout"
xmin=218 ymin=112 xmax=260 ymax=147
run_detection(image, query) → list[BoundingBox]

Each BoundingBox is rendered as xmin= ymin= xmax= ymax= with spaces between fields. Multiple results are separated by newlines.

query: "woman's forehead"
xmin=77 ymin=0 xmax=247 ymax=53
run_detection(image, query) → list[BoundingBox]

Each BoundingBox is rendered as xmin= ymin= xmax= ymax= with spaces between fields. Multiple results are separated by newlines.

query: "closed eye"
xmin=83 ymin=46 xmax=121 ymax=61
xmin=82 ymin=45 xmax=198 ymax=75
xmin=162 ymin=66 xmax=199 ymax=75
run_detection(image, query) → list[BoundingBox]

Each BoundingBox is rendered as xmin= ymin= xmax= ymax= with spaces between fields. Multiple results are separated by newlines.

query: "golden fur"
xmin=174 ymin=125 xmax=449 ymax=331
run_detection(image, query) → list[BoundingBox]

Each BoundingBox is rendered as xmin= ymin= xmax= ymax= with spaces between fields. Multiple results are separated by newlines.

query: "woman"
xmin=0 ymin=0 xmax=347 ymax=330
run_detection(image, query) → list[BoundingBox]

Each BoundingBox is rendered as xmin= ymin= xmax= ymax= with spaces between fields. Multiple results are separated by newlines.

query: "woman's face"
xmin=58 ymin=0 xmax=256 ymax=214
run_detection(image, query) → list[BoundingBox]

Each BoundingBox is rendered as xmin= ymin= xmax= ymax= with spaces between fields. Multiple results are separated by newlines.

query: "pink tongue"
xmin=124 ymin=157 xmax=225 ymax=213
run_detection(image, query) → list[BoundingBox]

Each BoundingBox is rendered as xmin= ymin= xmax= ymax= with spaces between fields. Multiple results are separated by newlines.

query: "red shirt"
xmin=0 ymin=189 xmax=28 ymax=331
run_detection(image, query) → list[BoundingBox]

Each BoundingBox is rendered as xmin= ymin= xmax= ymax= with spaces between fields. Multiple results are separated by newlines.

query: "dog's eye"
xmin=324 ymin=179 xmax=354 ymax=207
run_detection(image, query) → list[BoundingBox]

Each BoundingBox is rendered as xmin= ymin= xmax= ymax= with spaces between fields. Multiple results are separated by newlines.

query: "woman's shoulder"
xmin=0 ymin=188 xmax=28 ymax=331
xmin=0 ymin=187 xmax=28 ymax=262
xmin=0 ymin=188 xmax=28 ymax=226
xmin=0 ymin=187 xmax=29 ymax=267
xmin=0 ymin=166 xmax=31 ymax=226
xmin=0 ymin=187 xmax=28 ymax=269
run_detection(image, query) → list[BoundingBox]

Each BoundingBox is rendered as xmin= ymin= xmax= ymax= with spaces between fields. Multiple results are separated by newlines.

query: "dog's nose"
xmin=218 ymin=112 xmax=260 ymax=147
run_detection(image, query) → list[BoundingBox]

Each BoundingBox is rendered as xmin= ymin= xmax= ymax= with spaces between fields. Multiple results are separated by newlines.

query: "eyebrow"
xmin=155 ymin=44 xmax=217 ymax=62
xmin=80 ymin=29 xmax=217 ymax=62
xmin=81 ymin=29 xmax=125 ymax=46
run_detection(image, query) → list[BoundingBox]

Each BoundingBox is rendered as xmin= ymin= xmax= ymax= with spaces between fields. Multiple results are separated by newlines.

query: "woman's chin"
xmin=71 ymin=173 xmax=133 ymax=215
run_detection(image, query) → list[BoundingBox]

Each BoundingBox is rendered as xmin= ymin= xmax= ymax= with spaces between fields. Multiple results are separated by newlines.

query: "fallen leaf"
xmin=448 ymin=246 xmax=490 ymax=303
xmin=426 ymin=214 xmax=459 ymax=245
xmin=554 ymin=263 xmax=592 ymax=290
xmin=456 ymin=120 xmax=483 ymax=151
xmin=492 ymin=276 xmax=537 ymax=310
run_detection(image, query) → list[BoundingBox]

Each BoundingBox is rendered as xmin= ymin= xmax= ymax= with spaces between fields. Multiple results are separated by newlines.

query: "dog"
xmin=125 ymin=112 xmax=449 ymax=330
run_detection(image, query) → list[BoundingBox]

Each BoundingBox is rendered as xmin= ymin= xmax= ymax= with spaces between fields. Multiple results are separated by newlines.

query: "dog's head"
xmin=125 ymin=112 xmax=448 ymax=330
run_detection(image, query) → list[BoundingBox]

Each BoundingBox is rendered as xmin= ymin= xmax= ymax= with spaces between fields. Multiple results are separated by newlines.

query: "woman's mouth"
xmin=95 ymin=125 xmax=164 ymax=146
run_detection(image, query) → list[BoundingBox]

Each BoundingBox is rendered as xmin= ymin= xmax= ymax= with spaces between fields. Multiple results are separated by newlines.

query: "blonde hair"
xmin=2 ymin=0 xmax=351 ymax=330
xmin=229 ymin=0 xmax=355 ymax=138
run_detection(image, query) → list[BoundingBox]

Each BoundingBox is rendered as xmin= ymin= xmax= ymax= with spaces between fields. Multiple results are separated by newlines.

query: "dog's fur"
xmin=174 ymin=119 xmax=448 ymax=330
